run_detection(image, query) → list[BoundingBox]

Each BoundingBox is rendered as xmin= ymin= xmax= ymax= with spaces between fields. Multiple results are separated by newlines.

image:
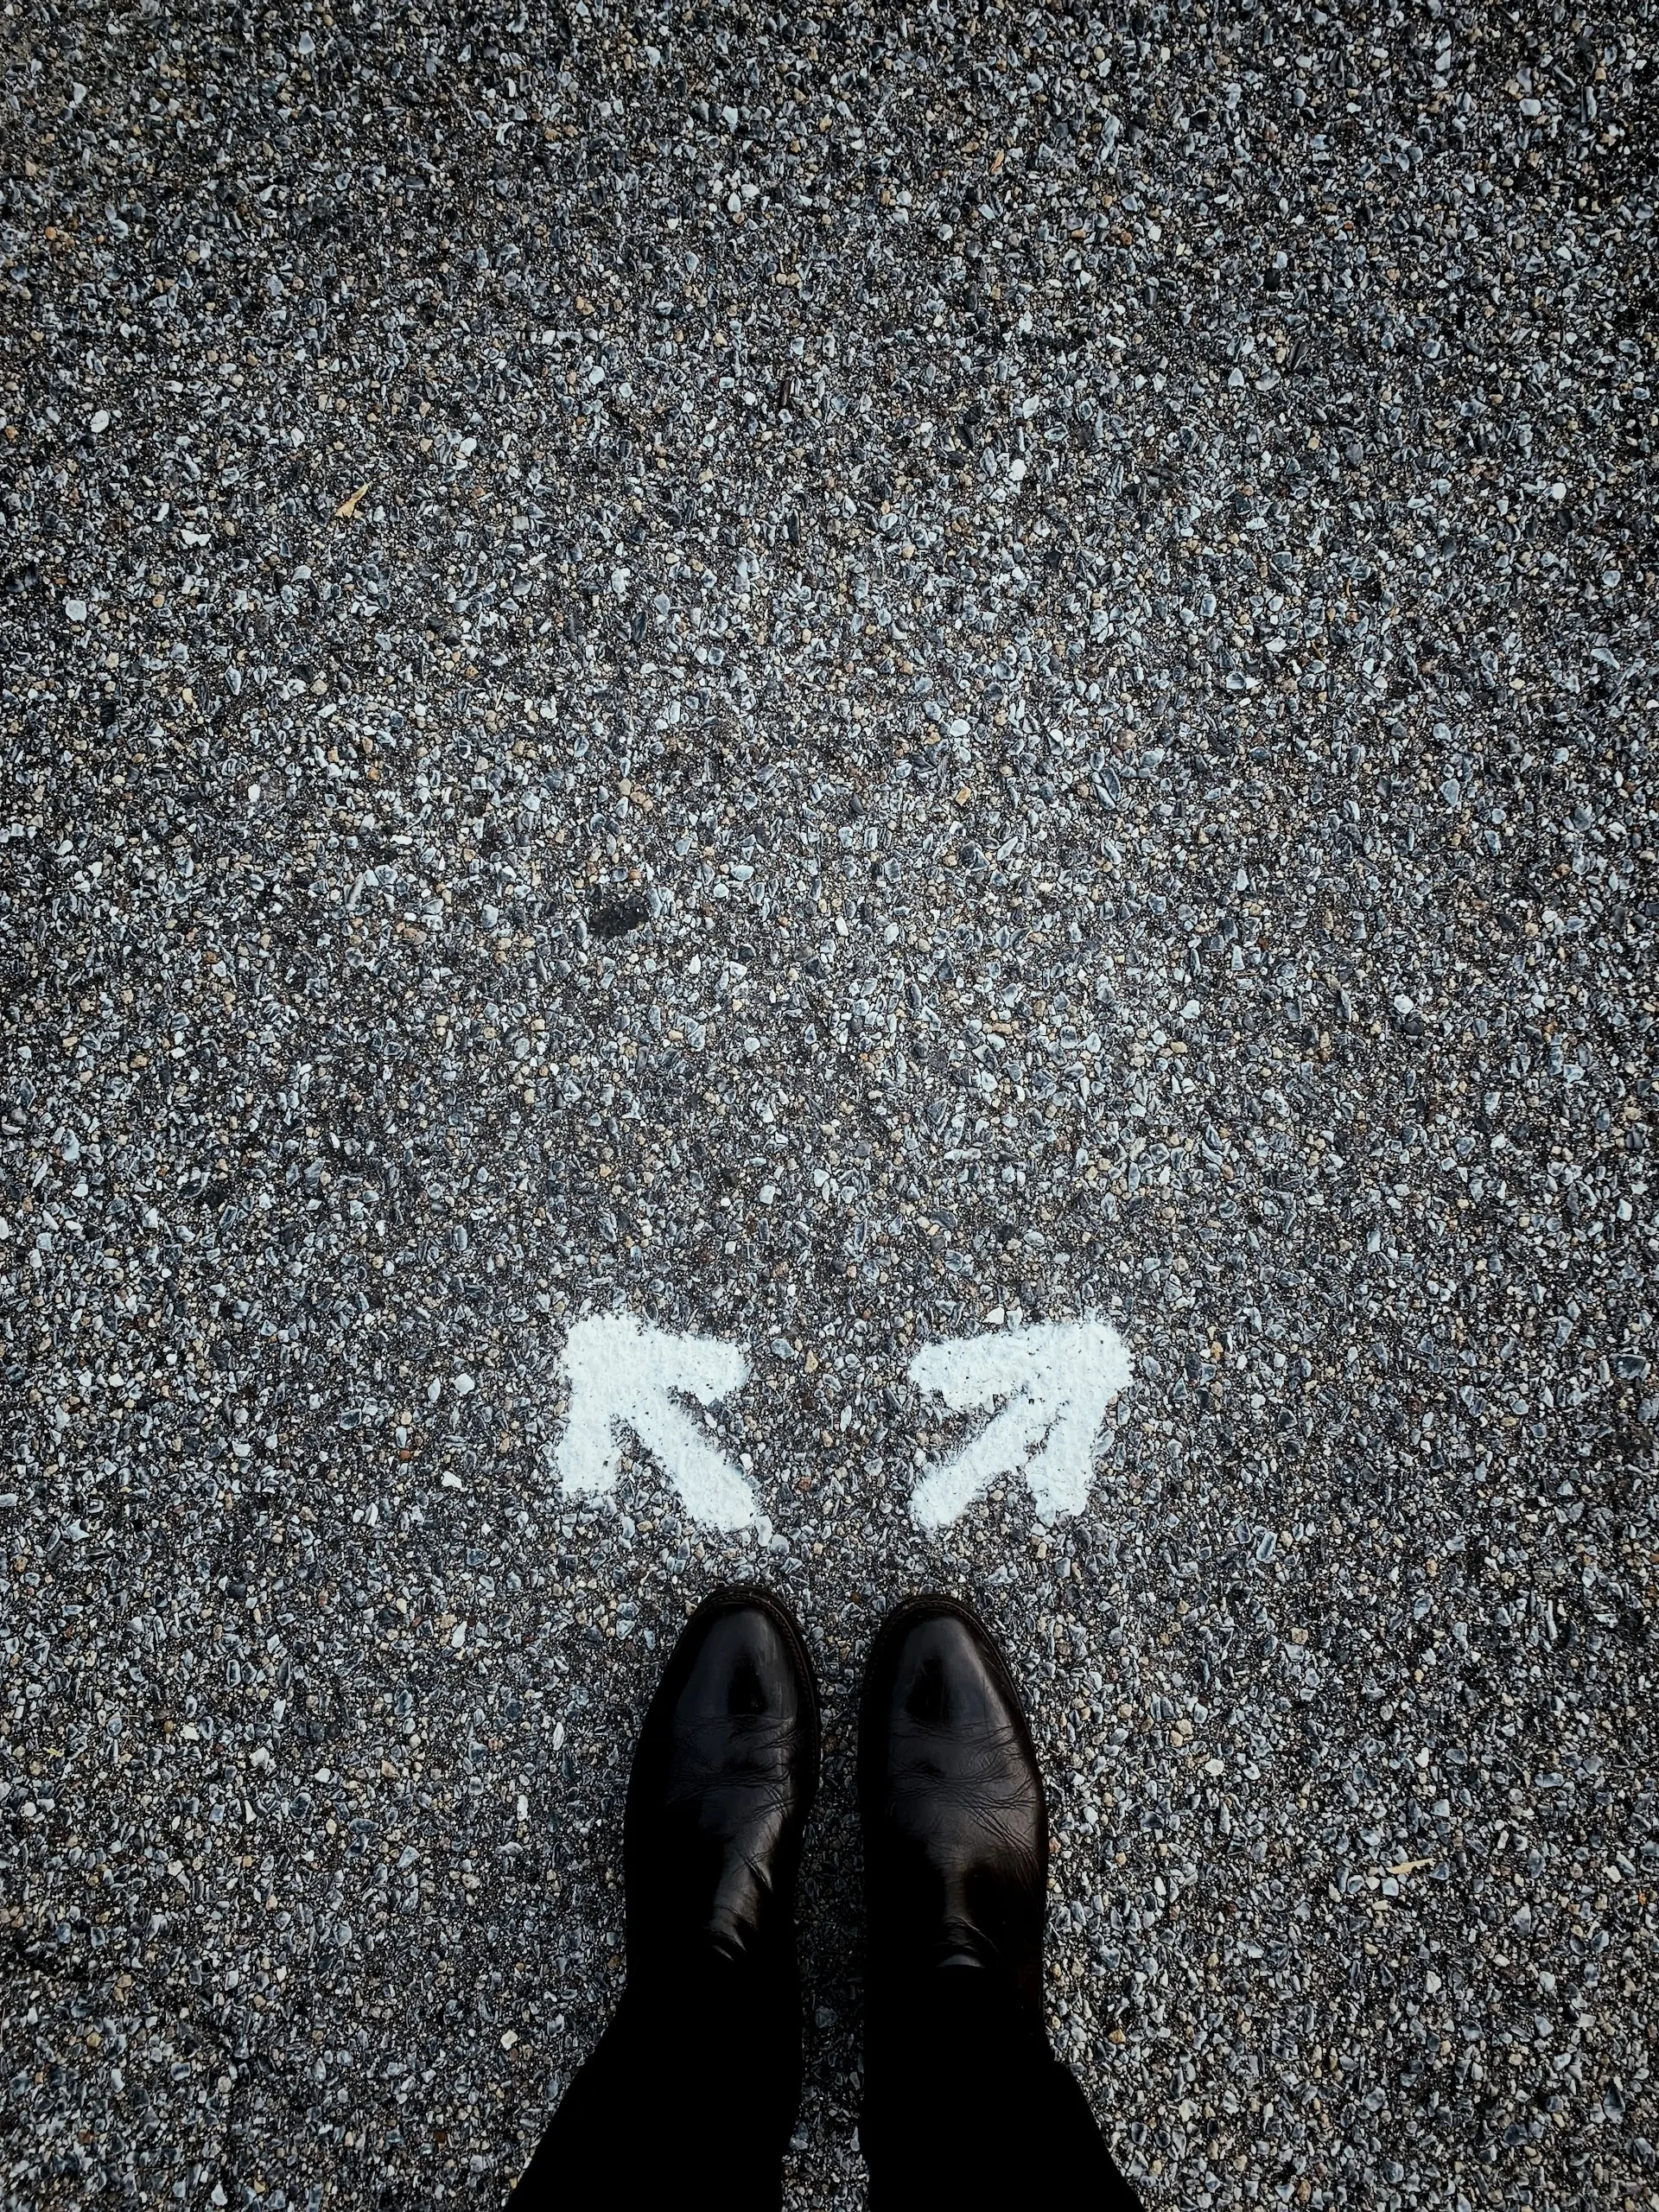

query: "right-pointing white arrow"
xmin=908 ymin=1319 xmax=1133 ymax=1529
xmin=556 ymin=1313 xmax=754 ymax=1530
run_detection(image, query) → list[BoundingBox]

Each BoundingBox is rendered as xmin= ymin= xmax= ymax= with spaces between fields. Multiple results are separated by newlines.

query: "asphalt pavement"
xmin=3 ymin=4 xmax=1656 ymax=2209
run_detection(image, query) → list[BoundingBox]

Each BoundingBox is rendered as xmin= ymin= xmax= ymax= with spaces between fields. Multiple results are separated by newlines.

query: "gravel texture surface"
xmin=3 ymin=3 xmax=1656 ymax=2209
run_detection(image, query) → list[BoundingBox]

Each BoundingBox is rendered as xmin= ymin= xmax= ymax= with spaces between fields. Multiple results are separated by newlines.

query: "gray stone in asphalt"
xmin=2 ymin=6 xmax=1655 ymax=2209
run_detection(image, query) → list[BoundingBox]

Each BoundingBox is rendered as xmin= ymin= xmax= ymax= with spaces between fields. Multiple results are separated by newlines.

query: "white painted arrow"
xmin=556 ymin=1313 xmax=754 ymax=1530
xmin=908 ymin=1319 xmax=1133 ymax=1529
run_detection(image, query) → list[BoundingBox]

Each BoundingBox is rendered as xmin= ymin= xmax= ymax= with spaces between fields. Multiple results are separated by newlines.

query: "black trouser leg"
xmin=860 ymin=1964 xmax=1141 ymax=2210
xmin=508 ymin=1954 xmax=799 ymax=2212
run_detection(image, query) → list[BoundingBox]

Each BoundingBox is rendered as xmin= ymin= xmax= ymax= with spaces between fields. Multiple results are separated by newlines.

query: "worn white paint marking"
xmin=556 ymin=1314 xmax=754 ymax=1530
xmin=908 ymin=1319 xmax=1133 ymax=1529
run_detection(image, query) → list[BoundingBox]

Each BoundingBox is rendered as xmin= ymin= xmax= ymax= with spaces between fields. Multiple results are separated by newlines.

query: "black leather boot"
xmin=626 ymin=1581 xmax=821 ymax=1986
xmin=858 ymin=1594 xmax=1139 ymax=2210
xmin=859 ymin=1592 xmax=1047 ymax=2017
xmin=511 ymin=1586 xmax=819 ymax=2211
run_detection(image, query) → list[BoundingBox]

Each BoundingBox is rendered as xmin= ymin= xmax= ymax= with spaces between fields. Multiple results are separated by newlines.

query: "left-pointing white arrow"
xmin=555 ymin=1313 xmax=754 ymax=1530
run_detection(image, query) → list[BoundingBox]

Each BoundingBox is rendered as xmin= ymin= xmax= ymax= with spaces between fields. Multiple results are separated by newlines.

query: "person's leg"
xmin=858 ymin=1596 xmax=1141 ymax=2209
xmin=510 ymin=1954 xmax=800 ymax=2209
xmin=508 ymin=1586 xmax=820 ymax=2211
xmin=861 ymin=1963 xmax=1132 ymax=2204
